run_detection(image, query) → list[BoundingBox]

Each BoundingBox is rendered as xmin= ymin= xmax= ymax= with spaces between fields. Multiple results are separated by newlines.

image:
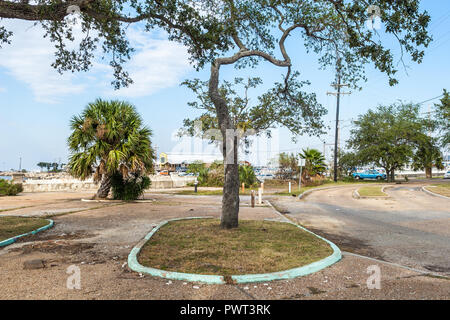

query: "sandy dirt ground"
xmin=0 ymin=189 xmax=448 ymax=300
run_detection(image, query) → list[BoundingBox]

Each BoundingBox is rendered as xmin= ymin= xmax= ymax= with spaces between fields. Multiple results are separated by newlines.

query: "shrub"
xmin=111 ymin=173 xmax=151 ymax=201
xmin=0 ymin=180 xmax=23 ymax=196
xmin=239 ymin=165 xmax=258 ymax=188
xmin=340 ymin=176 xmax=356 ymax=183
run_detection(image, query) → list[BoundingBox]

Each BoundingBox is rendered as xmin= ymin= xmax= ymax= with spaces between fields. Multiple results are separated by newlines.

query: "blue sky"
xmin=1 ymin=1 xmax=450 ymax=171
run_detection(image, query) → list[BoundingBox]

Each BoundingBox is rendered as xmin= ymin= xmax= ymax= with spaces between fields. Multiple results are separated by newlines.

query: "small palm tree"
xmin=68 ymin=99 xmax=154 ymax=199
xmin=239 ymin=164 xmax=257 ymax=188
xmin=299 ymin=148 xmax=327 ymax=177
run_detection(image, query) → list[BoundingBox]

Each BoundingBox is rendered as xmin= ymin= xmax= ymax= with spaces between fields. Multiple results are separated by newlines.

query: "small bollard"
xmin=194 ymin=181 xmax=198 ymax=193
xmin=251 ymin=190 xmax=255 ymax=208
xmin=242 ymin=182 xmax=245 ymax=193
xmin=261 ymin=182 xmax=264 ymax=193
xmin=258 ymin=188 xmax=262 ymax=205
xmin=288 ymin=181 xmax=291 ymax=194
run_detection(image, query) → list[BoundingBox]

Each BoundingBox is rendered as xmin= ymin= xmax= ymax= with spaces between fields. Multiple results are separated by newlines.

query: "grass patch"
xmin=274 ymin=179 xmax=382 ymax=196
xmin=167 ymin=189 xmax=259 ymax=196
xmin=0 ymin=216 xmax=49 ymax=241
xmin=426 ymin=184 xmax=450 ymax=197
xmin=138 ymin=219 xmax=333 ymax=276
xmin=357 ymin=186 xmax=387 ymax=197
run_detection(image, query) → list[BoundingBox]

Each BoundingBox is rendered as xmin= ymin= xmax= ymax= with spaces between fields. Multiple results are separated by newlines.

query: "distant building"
xmin=156 ymin=152 xmax=223 ymax=172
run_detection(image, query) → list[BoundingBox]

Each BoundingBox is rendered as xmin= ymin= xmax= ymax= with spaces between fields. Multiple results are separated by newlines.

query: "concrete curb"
xmin=0 ymin=219 xmax=54 ymax=247
xmin=128 ymin=215 xmax=341 ymax=284
xmin=298 ymin=185 xmax=343 ymax=199
xmin=298 ymin=183 xmax=386 ymax=199
xmin=422 ymin=186 xmax=450 ymax=200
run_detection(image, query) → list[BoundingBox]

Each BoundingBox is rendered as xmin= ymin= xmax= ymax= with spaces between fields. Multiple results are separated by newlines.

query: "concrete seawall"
xmin=22 ymin=175 xmax=197 ymax=192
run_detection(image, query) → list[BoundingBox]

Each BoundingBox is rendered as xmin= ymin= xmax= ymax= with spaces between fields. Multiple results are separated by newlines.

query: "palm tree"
xmin=68 ymin=99 xmax=155 ymax=199
xmin=239 ymin=164 xmax=257 ymax=188
xmin=299 ymin=148 xmax=327 ymax=178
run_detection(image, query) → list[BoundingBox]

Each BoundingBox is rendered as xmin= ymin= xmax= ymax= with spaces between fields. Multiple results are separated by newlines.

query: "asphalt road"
xmin=270 ymin=182 xmax=450 ymax=276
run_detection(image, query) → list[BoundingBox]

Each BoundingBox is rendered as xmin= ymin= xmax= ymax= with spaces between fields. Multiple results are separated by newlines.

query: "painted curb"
xmin=422 ymin=186 xmax=450 ymax=200
xmin=128 ymin=216 xmax=341 ymax=284
xmin=0 ymin=219 xmax=54 ymax=247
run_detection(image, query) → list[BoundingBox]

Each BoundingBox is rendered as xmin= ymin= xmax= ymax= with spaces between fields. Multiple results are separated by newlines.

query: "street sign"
xmin=298 ymin=158 xmax=306 ymax=166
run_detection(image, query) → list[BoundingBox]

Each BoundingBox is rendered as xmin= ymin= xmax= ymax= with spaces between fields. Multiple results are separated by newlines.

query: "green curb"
xmin=0 ymin=219 xmax=54 ymax=247
xmin=127 ymin=217 xmax=341 ymax=284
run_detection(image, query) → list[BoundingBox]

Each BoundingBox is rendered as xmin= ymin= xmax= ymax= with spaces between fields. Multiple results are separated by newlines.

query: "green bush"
xmin=239 ymin=165 xmax=258 ymax=188
xmin=0 ymin=180 xmax=23 ymax=196
xmin=111 ymin=173 xmax=151 ymax=201
xmin=340 ymin=176 xmax=356 ymax=183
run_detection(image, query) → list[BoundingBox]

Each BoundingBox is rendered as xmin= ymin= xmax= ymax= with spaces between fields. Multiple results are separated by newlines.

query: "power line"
xmin=417 ymin=94 xmax=444 ymax=105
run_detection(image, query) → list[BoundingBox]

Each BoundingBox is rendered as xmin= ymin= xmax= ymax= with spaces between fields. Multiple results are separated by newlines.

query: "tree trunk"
xmin=425 ymin=166 xmax=432 ymax=179
xmin=96 ymin=174 xmax=112 ymax=199
xmin=390 ymin=170 xmax=395 ymax=182
xmin=385 ymin=169 xmax=390 ymax=182
xmin=209 ymin=61 xmax=240 ymax=229
xmin=222 ymin=136 xmax=239 ymax=229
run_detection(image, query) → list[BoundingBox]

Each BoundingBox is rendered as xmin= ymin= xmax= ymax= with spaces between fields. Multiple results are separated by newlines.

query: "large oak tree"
xmin=1 ymin=0 xmax=432 ymax=228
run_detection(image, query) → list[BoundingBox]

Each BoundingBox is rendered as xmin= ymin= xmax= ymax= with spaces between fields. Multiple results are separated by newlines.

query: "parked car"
xmin=444 ymin=170 xmax=450 ymax=179
xmin=352 ymin=170 xmax=386 ymax=180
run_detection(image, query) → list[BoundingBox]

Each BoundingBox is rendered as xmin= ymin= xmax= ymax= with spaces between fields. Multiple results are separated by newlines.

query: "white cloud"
xmin=0 ymin=20 xmax=85 ymax=103
xmin=0 ymin=21 xmax=191 ymax=102
xmin=104 ymin=29 xmax=191 ymax=98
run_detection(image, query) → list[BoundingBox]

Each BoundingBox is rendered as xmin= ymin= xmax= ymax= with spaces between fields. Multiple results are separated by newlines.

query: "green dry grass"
xmin=357 ymin=186 xmax=387 ymax=197
xmin=138 ymin=219 xmax=333 ymax=276
xmin=426 ymin=184 xmax=450 ymax=197
xmin=275 ymin=180 xmax=382 ymax=196
xmin=167 ymin=189 xmax=258 ymax=196
xmin=0 ymin=216 xmax=49 ymax=241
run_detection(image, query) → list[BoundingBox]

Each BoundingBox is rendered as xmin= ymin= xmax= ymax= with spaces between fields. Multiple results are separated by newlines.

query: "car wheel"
xmin=355 ymin=176 xmax=360 ymax=180
xmin=376 ymin=176 xmax=381 ymax=180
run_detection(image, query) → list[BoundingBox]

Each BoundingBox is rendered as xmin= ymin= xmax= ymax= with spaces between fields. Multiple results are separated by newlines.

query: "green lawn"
xmin=0 ymin=216 xmax=49 ymax=241
xmin=138 ymin=219 xmax=333 ymax=276
xmin=357 ymin=186 xmax=388 ymax=197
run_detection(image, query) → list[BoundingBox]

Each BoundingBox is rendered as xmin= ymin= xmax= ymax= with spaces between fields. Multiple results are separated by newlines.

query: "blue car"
xmin=352 ymin=170 xmax=386 ymax=180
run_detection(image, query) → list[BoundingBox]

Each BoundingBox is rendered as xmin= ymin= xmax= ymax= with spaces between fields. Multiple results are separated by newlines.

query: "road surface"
xmin=270 ymin=182 xmax=450 ymax=276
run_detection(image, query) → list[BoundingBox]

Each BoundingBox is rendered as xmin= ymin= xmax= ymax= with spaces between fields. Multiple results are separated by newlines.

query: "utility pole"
xmin=18 ymin=157 xmax=22 ymax=172
xmin=327 ymin=74 xmax=351 ymax=182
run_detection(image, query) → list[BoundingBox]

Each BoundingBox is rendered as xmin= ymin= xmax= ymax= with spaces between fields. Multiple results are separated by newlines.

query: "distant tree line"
xmin=37 ymin=162 xmax=65 ymax=172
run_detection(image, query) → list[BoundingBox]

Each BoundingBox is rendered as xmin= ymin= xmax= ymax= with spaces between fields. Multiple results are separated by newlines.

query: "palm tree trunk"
xmin=96 ymin=174 xmax=112 ymax=199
